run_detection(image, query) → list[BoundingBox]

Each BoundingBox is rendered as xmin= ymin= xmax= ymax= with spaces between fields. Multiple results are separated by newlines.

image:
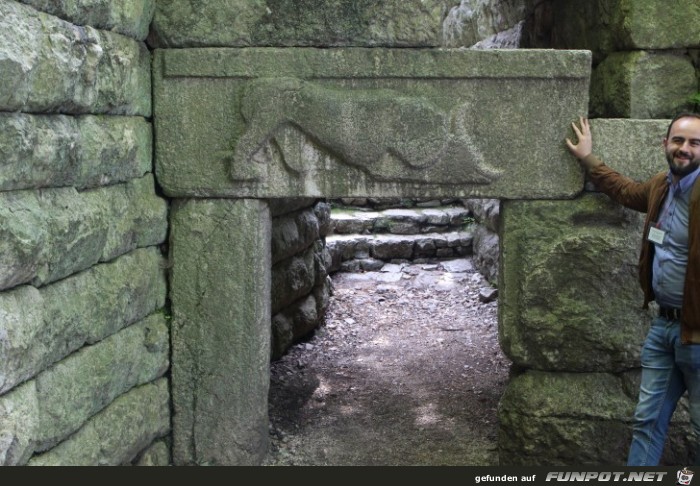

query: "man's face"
xmin=663 ymin=116 xmax=700 ymax=178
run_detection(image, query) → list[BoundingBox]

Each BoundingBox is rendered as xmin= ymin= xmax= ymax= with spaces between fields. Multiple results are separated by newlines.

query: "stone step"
xmin=326 ymin=231 xmax=473 ymax=273
xmin=330 ymin=206 xmax=471 ymax=236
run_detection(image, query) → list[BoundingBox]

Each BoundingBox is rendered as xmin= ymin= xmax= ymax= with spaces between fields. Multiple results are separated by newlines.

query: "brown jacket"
xmin=585 ymin=156 xmax=700 ymax=344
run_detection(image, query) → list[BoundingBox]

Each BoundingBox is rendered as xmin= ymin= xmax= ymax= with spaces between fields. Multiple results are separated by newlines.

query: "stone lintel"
xmin=161 ymin=47 xmax=591 ymax=79
xmin=154 ymin=48 xmax=591 ymax=199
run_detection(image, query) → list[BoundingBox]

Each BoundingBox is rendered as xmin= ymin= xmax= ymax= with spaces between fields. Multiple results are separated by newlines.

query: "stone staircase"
xmin=326 ymin=204 xmax=475 ymax=273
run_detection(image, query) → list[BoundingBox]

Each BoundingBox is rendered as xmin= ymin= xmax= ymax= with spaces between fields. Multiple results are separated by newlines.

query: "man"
xmin=565 ymin=114 xmax=700 ymax=466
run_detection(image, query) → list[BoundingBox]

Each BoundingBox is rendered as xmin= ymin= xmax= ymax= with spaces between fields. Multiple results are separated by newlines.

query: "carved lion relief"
xmin=231 ymin=77 xmax=501 ymax=185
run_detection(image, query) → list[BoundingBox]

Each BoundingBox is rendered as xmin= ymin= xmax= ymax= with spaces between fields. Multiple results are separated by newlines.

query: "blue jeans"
xmin=627 ymin=316 xmax=700 ymax=466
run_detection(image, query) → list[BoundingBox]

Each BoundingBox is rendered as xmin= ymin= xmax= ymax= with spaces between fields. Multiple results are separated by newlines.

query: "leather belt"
xmin=659 ymin=306 xmax=682 ymax=321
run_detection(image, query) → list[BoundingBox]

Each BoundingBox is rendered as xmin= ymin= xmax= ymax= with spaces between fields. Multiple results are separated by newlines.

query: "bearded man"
xmin=566 ymin=113 xmax=700 ymax=466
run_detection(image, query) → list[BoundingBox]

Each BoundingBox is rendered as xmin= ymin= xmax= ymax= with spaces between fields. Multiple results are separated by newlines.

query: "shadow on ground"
xmin=264 ymin=257 xmax=511 ymax=466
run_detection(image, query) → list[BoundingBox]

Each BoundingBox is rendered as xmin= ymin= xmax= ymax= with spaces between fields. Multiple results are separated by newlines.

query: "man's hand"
xmin=566 ymin=117 xmax=592 ymax=159
xmin=566 ymin=117 xmax=602 ymax=171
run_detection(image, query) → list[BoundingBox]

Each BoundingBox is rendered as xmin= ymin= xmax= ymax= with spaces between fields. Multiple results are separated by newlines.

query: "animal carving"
xmin=231 ymin=77 xmax=501 ymax=184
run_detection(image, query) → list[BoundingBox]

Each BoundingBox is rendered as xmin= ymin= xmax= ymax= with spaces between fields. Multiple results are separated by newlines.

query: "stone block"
xmin=272 ymin=293 xmax=321 ymax=359
xmin=527 ymin=0 xmax=700 ymax=57
xmin=314 ymin=201 xmax=332 ymax=236
xmin=0 ymin=0 xmax=151 ymax=115
xmin=271 ymin=245 xmax=317 ymax=315
xmin=0 ymin=381 xmax=39 ymax=466
xmin=100 ymin=176 xmax=169 ymax=262
xmin=0 ymin=314 xmax=169 ymax=464
xmin=436 ymin=248 xmax=455 ymax=258
xmin=0 ymin=175 xmax=167 ymax=291
xmin=340 ymin=260 xmax=361 ymax=273
xmin=170 ymin=199 xmax=271 ymax=465
xmin=387 ymin=221 xmax=421 ymax=235
xmin=314 ymin=276 xmax=332 ymax=318
xmin=271 ymin=207 xmax=320 ymax=264
xmin=617 ymin=0 xmax=700 ymax=50
xmin=0 ymin=113 xmax=151 ymax=191
xmin=0 ymin=247 xmax=166 ymax=394
xmin=500 ymin=195 xmax=647 ymax=372
xmin=0 ymin=187 xmax=102 ymax=291
xmin=590 ymin=51 xmax=696 ymax=118
xmin=27 ymin=379 xmax=169 ymax=466
xmin=268 ymin=198 xmax=317 ymax=217
xmin=588 ymin=119 xmax=670 ymax=183
xmin=371 ymin=235 xmax=415 ymax=260
xmin=433 ymin=236 xmax=449 ymax=248
xmin=271 ymin=313 xmax=294 ymax=361
xmin=153 ymin=48 xmax=590 ymax=199
xmin=498 ymin=370 xmax=635 ymax=465
xmin=350 ymin=238 xmax=371 ymax=258
xmin=445 ymin=232 xmax=473 ymax=248
xmin=292 ymin=294 xmax=320 ymax=337
xmin=421 ymin=209 xmax=451 ymax=226
xmin=149 ymin=0 xmax=452 ymax=48
xmin=463 ymin=198 xmax=500 ymax=232
xmin=472 ymin=225 xmax=498 ymax=284
xmin=33 ymin=314 xmax=169 ymax=452
xmin=415 ymin=238 xmax=437 ymax=257
xmin=332 ymin=210 xmax=379 ymax=235
xmin=499 ymin=370 xmax=693 ymax=465
xmin=313 ymin=240 xmax=330 ymax=279
xmin=18 ymin=0 xmax=155 ymax=40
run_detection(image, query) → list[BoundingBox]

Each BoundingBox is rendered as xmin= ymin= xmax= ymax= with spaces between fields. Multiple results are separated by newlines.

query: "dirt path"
xmin=264 ymin=257 xmax=511 ymax=466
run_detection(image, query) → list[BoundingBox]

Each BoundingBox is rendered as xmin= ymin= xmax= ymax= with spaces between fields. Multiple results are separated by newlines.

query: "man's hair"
xmin=666 ymin=112 xmax=700 ymax=138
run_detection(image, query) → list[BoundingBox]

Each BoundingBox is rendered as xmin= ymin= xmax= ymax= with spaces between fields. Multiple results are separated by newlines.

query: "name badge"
xmin=648 ymin=226 xmax=666 ymax=245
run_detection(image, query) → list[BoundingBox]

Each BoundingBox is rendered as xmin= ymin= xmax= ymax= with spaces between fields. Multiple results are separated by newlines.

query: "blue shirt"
xmin=652 ymin=166 xmax=700 ymax=308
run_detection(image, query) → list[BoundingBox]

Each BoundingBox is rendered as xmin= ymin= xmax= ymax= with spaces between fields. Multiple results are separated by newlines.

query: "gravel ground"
xmin=264 ymin=257 xmax=511 ymax=466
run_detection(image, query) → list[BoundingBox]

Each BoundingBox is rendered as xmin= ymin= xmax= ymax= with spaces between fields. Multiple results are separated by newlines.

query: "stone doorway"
xmin=264 ymin=199 xmax=509 ymax=465
xmin=156 ymin=47 xmax=591 ymax=465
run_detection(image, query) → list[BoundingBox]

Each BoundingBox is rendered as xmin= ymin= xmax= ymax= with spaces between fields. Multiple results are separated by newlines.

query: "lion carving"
xmin=231 ymin=77 xmax=501 ymax=185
